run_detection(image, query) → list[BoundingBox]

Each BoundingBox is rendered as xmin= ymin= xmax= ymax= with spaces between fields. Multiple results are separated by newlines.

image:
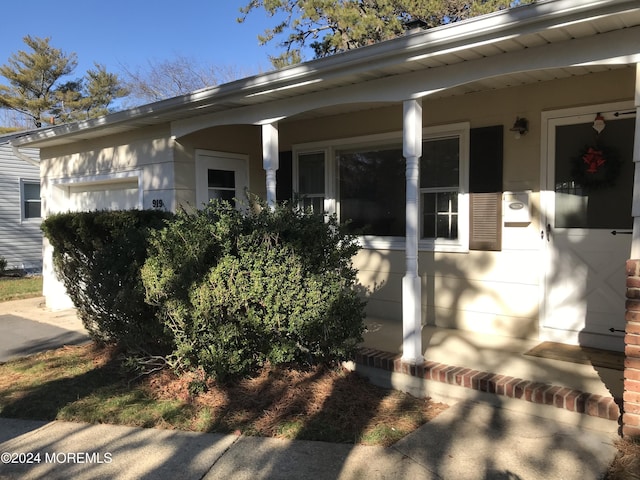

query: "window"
xmin=22 ymin=180 xmax=41 ymax=219
xmin=338 ymin=145 xmax=405 ymax=236
xmin=298 ymin=152 xmax=325 ymax=212
xmin=420 ymin=137 xmax=460 ymax=239
xmin=294 ymin=123 xmax=469 ymax=251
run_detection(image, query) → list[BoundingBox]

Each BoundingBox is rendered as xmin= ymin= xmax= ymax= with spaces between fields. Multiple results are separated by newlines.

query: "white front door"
xmin=195 ymin=150 xmax=249 ymax=208
xmin=542 ymin=105 xmax=636 ymax=352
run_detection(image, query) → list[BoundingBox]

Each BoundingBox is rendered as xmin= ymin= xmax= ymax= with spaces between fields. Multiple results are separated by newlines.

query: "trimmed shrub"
xmin=141 ymin=199 xmax=366 ymax=381
xmin=41 ymin=210 xmax=173 ymax=353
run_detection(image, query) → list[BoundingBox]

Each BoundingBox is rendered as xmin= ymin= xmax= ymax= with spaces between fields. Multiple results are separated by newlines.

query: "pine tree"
xmin=0 ymin=35 xmax=77 ymax=128
xmin=0 ymin=36 xmax=128 ymax=128
xmin=238 ymin=0 xmax=530 ymax=66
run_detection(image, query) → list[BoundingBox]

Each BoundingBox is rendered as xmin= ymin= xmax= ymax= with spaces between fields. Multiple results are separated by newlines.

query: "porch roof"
xmin=11 ymin=0 xmax=640 ymax=148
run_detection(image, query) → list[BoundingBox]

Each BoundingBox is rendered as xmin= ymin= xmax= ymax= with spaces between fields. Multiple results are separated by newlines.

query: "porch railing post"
xmin=262 ymin=123 xmax=279 ymax=208
xmin=402 ymin=98 xmax=424 ymax=364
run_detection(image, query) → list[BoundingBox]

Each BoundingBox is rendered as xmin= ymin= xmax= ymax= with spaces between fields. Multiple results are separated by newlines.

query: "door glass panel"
xmin=208 ymin=169 xmax=235 ymax=188
xmin=554 ymin=117 xmax=634 ymax=229
xmin=208 ymin=169 xmax=236 ymax=203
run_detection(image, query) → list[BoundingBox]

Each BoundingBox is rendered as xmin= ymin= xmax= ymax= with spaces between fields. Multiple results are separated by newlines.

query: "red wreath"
xmin=582 ymin=147 xmax=606 ymax=173
xmin=571 ymin=144 xmax=621 ymax=189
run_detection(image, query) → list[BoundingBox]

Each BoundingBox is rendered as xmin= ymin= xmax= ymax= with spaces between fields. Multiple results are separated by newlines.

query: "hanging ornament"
xmin=592 ymin=113 xmax=606 ymax=134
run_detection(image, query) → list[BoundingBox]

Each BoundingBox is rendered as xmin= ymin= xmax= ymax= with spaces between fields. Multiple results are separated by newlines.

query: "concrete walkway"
xmin=0 ymin=297 xmax=88 ymax=363
xmin=0 ymin=398 xmax=619 ymax=480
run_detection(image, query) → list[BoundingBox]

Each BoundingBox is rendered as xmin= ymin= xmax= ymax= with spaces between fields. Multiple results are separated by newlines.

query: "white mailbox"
xmin=503 ymin=191 xmax=531 ymax=223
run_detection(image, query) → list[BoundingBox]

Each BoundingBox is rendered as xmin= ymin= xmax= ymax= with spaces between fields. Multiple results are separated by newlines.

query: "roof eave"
xmin=11 ymin=0 xmax=639 ymax=148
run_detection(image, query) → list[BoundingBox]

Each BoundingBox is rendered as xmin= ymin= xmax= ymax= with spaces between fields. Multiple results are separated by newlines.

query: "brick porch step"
xmin=355 ymin=347 xmax=621 ymax=422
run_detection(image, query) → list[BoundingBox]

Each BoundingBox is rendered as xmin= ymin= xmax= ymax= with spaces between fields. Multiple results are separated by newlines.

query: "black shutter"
xmin=469 ymin=126 xmax=503 ymax=251
xmin=276 ymin=151 xmax=293 ymax=203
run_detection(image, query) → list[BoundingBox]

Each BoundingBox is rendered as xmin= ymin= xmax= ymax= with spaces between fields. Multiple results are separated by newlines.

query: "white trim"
xmin=51 ymin=170 xmax=143 ymax=188
xmin=50 ymin=170 xmax=144 ymax=211
xmin=19 ymin=178 xmax=41 ymax=222
xmin=632 ymin=63 xmax=640 ymax=258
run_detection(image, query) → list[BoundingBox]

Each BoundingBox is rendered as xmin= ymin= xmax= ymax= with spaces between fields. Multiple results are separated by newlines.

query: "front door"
xmin=543 ymin=106 xmax=636 ymax=352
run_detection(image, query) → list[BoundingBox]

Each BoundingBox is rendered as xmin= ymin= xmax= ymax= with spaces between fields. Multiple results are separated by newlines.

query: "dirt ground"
xmin=606 ymin=437 xmax=640 ymax=480
xmin=145 ymin=362 xmax=449 ymax=445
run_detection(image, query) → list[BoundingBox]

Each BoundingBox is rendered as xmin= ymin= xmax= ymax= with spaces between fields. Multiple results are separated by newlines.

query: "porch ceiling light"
xmin=509 ymin=117 xmax=528 ymax=139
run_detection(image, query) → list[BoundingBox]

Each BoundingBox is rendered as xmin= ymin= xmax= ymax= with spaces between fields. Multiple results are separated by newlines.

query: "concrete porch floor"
xmin=353 ymin=317 xmax=624 ymax=423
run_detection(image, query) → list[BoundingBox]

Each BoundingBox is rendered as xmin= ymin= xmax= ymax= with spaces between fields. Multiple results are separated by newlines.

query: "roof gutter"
xmin=10 ymin=0 xmax=639 ymax=148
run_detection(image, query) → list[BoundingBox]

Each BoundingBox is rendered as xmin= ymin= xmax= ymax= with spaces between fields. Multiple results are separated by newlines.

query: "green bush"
xmin=142 ymin=199 xmax=366 ymax=381
xmin=0 ymin=256 xmax=6 ymax=274
xmin=41 ymin=210 xmax=173 ymax=353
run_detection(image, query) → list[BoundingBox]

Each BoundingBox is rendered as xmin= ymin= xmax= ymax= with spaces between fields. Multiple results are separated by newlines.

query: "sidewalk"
xmin=0 ymin=397 xmax=619 ymax=480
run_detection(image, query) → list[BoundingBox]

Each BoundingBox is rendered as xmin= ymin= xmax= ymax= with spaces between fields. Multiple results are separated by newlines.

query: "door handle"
xmin=546 ymin=223 xmax=551 ymax=242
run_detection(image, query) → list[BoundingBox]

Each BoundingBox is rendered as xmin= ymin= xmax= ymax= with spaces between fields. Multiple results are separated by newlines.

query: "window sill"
xmin=357 ymin=236 xmax=469 ymax=253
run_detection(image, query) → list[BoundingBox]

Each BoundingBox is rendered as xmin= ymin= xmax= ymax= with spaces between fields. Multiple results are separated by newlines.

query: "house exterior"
xmin=0 ymin=133 xmax=42 ymax=272
xmin=10 ymin=1 xmax=640 ymax=366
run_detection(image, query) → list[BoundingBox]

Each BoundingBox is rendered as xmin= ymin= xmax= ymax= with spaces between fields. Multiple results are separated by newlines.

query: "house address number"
xmin=152 ymin=199 xmax=165 ymax=209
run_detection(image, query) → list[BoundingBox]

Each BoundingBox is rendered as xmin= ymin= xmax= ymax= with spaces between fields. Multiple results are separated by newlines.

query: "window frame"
xmin=20 ymin=178 xmax=41 ymax=221
xmin=419 ymin=125 xmax=469 ymax=252
xmin=293 ymin=123 xmax=469 ymax=252
xmin=292 ymin=147 xmax=335 ymax=215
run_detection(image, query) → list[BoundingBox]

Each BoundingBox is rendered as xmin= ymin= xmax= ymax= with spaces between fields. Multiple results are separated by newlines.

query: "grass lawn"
xmin=0 ymin=275 xmax=43 ymax=302
xmin=0 ymin=343 xmax=448 ymax=446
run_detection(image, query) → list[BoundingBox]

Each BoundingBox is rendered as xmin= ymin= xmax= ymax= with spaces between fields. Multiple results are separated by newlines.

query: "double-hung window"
xmin=420 ymin=136 xmax=461 ymax=241
xmin=21 ymin=180 xmax=41 ymax=220
xmin=297 ymin=151 xmax=326 ymax=213
xmin=293 ymin=123 xmax=469 ymax=251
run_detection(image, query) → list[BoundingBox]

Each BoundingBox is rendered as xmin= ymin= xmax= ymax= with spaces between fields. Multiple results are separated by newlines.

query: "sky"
xmin=0 ymin=0 xmax=285 ymax=84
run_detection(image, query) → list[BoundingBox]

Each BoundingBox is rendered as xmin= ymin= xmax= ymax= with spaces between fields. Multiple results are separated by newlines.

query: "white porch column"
xmin=402 ymin=99 xmax=424 ymax=364
xmin=632 ymin=63 xmax=640 ymax=258
xmin=262 ymin=123 xmax=279 ymax=208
